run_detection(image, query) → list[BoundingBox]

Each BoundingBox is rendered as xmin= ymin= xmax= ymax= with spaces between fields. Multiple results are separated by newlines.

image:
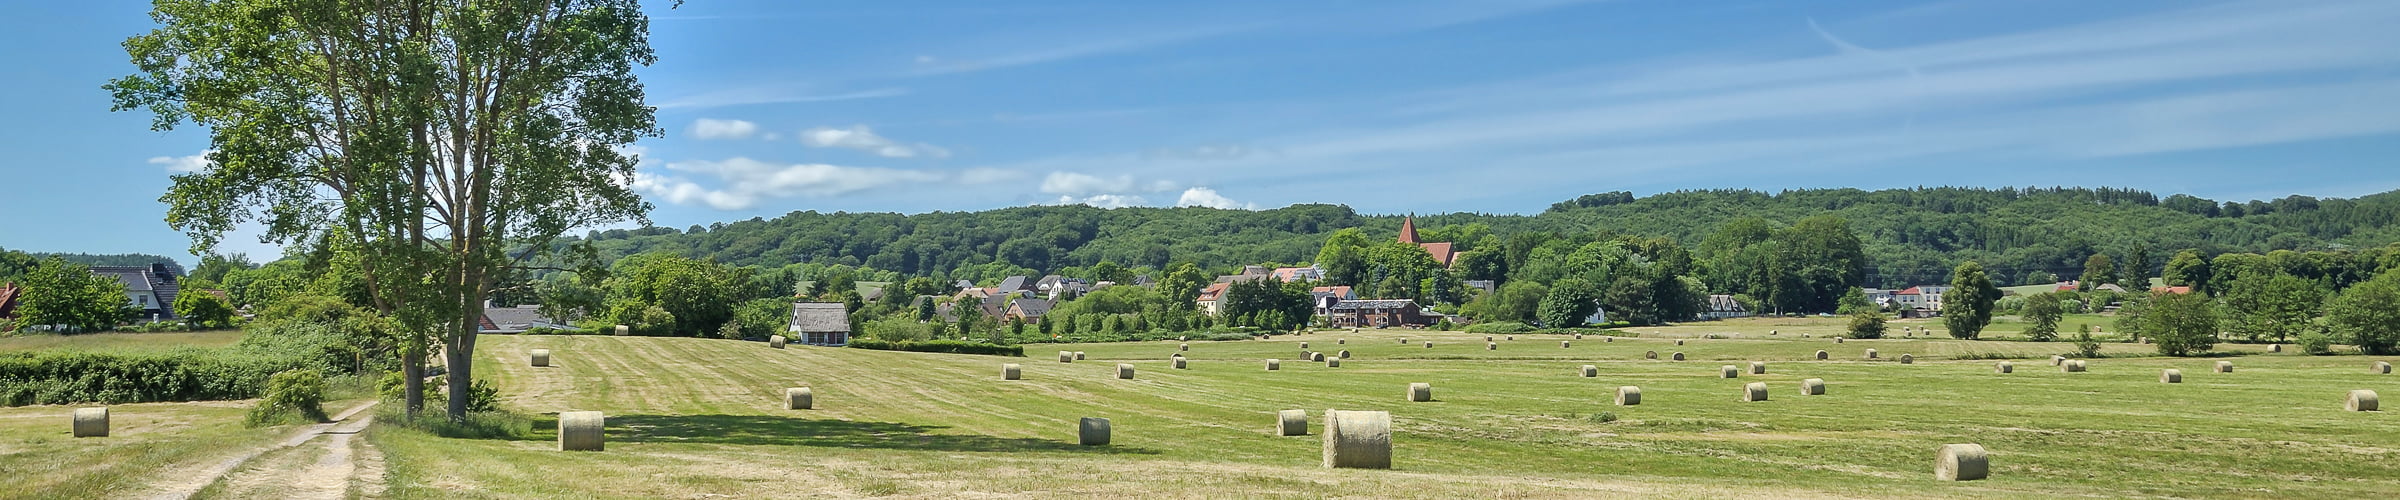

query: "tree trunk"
xmin=444 ymin=328 xmax=476 ymax=420
xmin=402 ymin=350 xmax=425 ymax=419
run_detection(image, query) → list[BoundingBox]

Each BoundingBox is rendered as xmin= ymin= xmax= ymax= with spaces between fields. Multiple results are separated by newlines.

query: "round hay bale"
xmin=1605 ymin=337 xmax=1613 ymax=342
xmin=1995 ymin=361 xmax=2013 ymax=373
xmin=1116 ymin=363 xmax=1136 ymax=379
xmin=1667 ymin=352 xmax=1683 ymax=361
xmin=1720 ymin=365 xmax=1740 ymax=378
xmin=1173 ymin=357 xmax=1188 ymax=369
xmin=1407 ymin=382 xmax=1433 ymax=402
xmin=1615 ymin=386 xmax=1642 ymax=405
xmin=2160 ymin=368 xmax=2182 ymax=383
xmin=1338 ymin=350 xmax=1351 ymax=359
xmin=612 ymin=325 xmax=628 ymax=336
xmin=1310 ymin=352 xmax=1326 ymax=362
xmin=1815 ymin=350 xmax=1829 ymax=360
xmin=2348 ymin=389 xmax=2380 ymax=411
xmin=1644 ymin=350 xmax=1658 ymax=360
xmin=1180 ymin=343 xmax=1189 ymax=351
xmin=1751 ymin=361 xmax=1767 ymax=374
xmin=1675 ymin=339 xmax=1686 ymax=346
xmin=1266 ymin=359 xmax=1282 ymax=371
xmin=1866 ymin=349 xmax=1878 ymax=359
xmin=530 ymin=349 xmax=551 ymax=367
xmin=1742 ymin=382 xmax=1769 ymax=402
xmin=1180 ymin=335 xmax=1188 ymax=341
xmin=1801 ymin=378 xmax=1826 ymax=395
xmin=1399 ymin=337 xmax=1408 ymax=344
xmin=1074 ymin=351 xmax=1086 ymax=360
xmin=1322 ymin=410 xmax=1393 ymax=469
xmin=1575 ymin=333 xmax=1584 ymax=339
xmin=1301 ymin=342 xmax=1309 ymax=349
xmin=1338 ymin=339 xmax=1346 ymax=345
xmin=1899 ymin=354 xmax=1914 ymax=364
xmin=1771 ymin=329 xmax=1779 ymax=335
xmin=1580 ymin=365 xmax=1598 ymax=377
xmin=786 ymin=387 xmax=813 ymax=410
xmin=1486 ymin=336 xmax=1495 ymax=342
xmin=1935 ymin=443 xmax=1989 ymax=481
xmin=1562 ymin=341 xmax=1571 ymax=348
xmin=2063 ymin=359 xmax=2087 ymax=372
xmin=769 ymin=335 xmax=787 ymax=349
xmin=1079 ymin=417 xmax=1111 ymax=445
xmin=1507 ymin=335 xmax=1515 ymax=341
xmin=1424 ymin=341 xmax=1433 ymax=348
xmin=1003 ymin=364 xmax=1022 ymax=380
xmin=1327 ymin=358 xmax=1341 ymax=368
xmin=2269 ymin=344 xmax=2282 ymax=353
xmin=558 ymin=411 xmax=605 ymax=451
xmin=2051 ymin=355 xmax=2066 ymax=366
xmin=1060 ymin=351 xmax=1074 ymax=363
xmin=2216 ymin=361 xmax=2233 ymax=373
xmin=71 ymin=407 xmax=107 ymax=438
xmin=2374 ymin=361 xmax=2391 ymax=374
xmin=1278 ymin=409 xmax=1309 ymax=436
xmin=1349 ymin=328 xmax=1359 ymax=333
xmin=1487 ymin=342 xmax=1498 ymax=351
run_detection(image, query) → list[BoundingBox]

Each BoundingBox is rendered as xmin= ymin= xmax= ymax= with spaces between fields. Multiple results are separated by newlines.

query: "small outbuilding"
xmin=788 ymin=302 xmax=854 ymax=346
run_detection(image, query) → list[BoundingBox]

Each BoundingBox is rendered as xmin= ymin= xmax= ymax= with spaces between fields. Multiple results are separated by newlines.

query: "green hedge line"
xmin=846 ymin=339 xmax=1024 ymax=357
xmin=0 ymin=349 xmax=311 ymax=406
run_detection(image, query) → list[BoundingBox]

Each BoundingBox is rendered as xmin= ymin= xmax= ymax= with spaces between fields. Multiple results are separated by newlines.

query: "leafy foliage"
xmin=845 ymin=338 xmax=1025 ymax=357
xmin=2138 ymin=291 xmax=2219 ymax=356
xmin=2329 ymin=270 xmax=2400 ymax=355
xmin=11 ymin=258 xmax=133 ymax=332
xmin=1941 ymin=261 xmax=2001 ymax=339
xmin=1846 ymin=312 xmax=1887 ymax=339
xmin=0 ymin=349 xmax=310 ymax=406
xmin=245 ymin=369 xmax=328 ymax=427
xmin=2020 ymin=293 xmax=2063 ymax=342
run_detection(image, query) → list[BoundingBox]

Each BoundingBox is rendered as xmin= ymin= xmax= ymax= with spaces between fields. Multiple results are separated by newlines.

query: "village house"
xmin=1309 ymin=285 xmax=1356 ymax=316
xmin=1397 ymin=216 xmax=1461 ymax=267
xmin=1268 ymin=266 xmax=1322 ymax=282
xmin=1325 ymin=298 xmax=1437 ymax=328
xmin=1701 ymin=294 xmax=1750 ymax=320
xmin=787 ymin=302 xmax=853 ymax=346
xmin=476 ymin=304 xmax=572 ymax=334
xmin=1005 ymin=297 xmax=1055 ymax=323
xmin=1891 ymin=285 xmax=1953 ymax=317
xmin=1196 ymin=282 xmax=1231 ymax=316
xmin=89 ymin=264 xmax=182 ymax=322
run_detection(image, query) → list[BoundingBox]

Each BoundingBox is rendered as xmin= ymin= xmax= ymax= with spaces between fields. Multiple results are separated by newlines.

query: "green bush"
xmin=522 ymin=327 xmax=598 ymax=336
xmin=245 ymin=369 xmax=328 ymax=427
xmin=1464 ymin=322 xmax=1534 ymax=334
xmin=846 ymin=338 xmax=1024 ymax=356
xmin=2072 ymin=331 xmax=2105 ymax=358
xmin=1847 ymin=312 xmax=1887 ymax=339
xmin=376 ymin=405 xmax=533 ymax=440
xmin=2297 ymin=327 xmax=2336 ymax=355
xmin=0 ymin=349 xmax=309 ymax=406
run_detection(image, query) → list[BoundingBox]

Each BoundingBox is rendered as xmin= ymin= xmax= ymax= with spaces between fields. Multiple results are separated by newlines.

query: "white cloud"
xmin=632 ymin=158 xmax=1016 ymax=210
xmin=958 ymin=168 xmax=1024 ymax=184
xmin=656 ymin=87 xmax=908 ymax=110
xmin=1050 ymin=194 xmax=1151 ymax=209
xmin=690 ymin=119 xmax=760 ymax=140
xmin=800 ymin=125 xmax=950 ymax=158
xmin=149 ymin=150 xmax=213 ymax=173
xmin=1174 ymin=187 xmax=1252 ymax=210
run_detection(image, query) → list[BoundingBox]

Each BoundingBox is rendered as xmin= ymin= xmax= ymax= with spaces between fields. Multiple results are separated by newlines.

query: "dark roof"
xmin=481 ymin=305 xmax=567 ymax=333
xmin=90 ymin=265 xmax=180 ymax=316
xmin=1328 ymin=299 xmax=1418 ymax=311
xmin=788 ymin=302 xmax=852 ymax=333
xmin=997 ymin=276 xmax=1031 ymax=292
xmin=1008 ymin=297 xmax=1054 ymax=318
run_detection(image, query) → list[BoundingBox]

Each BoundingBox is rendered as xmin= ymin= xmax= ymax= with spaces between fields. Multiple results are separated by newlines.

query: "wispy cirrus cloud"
xmin=633 ymin=158 xmax=1015 ymax=210
xmin=688 ymin=118 xmax=760 ymax=140
xmin=799 ymin=125 xmax=950 ymax=158
xmin=148 ymin=150 xmax=213 ymax=173
xmin=654 ymin=87 xmax=908 ymax=110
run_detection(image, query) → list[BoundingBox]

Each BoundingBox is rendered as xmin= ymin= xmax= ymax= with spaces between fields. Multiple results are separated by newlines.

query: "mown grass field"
xmin=0 ymin=400 xmax=283 ymax=498
xmin=364 ymin=323 xmax=2399 ymax=499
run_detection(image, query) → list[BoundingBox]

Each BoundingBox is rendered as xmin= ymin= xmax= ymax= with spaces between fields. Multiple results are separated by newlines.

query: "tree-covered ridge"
xmin=573 ymin=187 xmax=2400 ymax=288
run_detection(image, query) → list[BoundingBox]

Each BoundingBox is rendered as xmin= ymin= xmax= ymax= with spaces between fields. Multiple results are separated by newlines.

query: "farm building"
xmin=1701 ymin=294 xmax=1749 ymax=320
xmin=476 ymin=304 xmax=572 ymax=334
xmin=1326 ymin=298 xmax=1438 ymax=328
xmin=787 ymin=302 xmax=854 ymax=346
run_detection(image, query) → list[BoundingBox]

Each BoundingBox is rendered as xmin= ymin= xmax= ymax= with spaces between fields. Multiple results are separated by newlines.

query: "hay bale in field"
xmin=1060 ymin=351 xmax=1074 ymax=363
xmin=1117 ymin=363 xmax=1136 ymax=379
xmin=1339 ymin=339 xmax=1346 ymax=345
xmin=1562 ymin=341 xmax=1571 ymax=348
xmin=1899 ymin=354 xmax=1914 ymax=364
xmin=613 ymin=325 xmax=628 ymax=336
xmin=1866 ymin=349 xmax=1878 ymax=359
xmin=530 ymin=349 xmax=551 ymax=367
xmin=1079 ymin=417 xmax=1111 ymax=445
xmin=1003 ymin=364 xmax=1022 ymax=380
xmin=1605 ymin=337 xmax=1613 ymax=342
xmin=1935 ymin=443 xmax=1988 ymax=481
xmin=2216 ymin=361 xmax=2233 ymax=373
xmin=1180 ymin=336 xmax=1188 ymax=341
xmin=1675 ymin=339 xmax=1686 ymax=346
xmin=1399 ymin=338 xmax=1408 ymax=344
xmin=1645 ymin=350 xmax=1658 ymax=360
xmin=786 ymin=387 xmax=813 ymax=410
xmin=1616 ymin=386 xmax=1642 ymax=405
xmin=1486 ymin=336 xmax=1495 ymax=342
xmin=1507 ymin=335 xmax=1515 ymax=341
xmin=558 ymin=411 xmax=605 ymax=451
xmin=1327 ymin=358 xmax=1342 ymax=368
xmin=1322 ymin=410 xmax=1393 ymax=469
xmin=1835 ymin=337 xmax=1845 ymax=343
xmin=2348 ymin=390 xmax=2380 ymax=411
xmin=1581 ymin=365 xmax=1599 ymax=377
xmin=71 ymin=407 xmax=107 ymax=438
xmin=1995 ymin=361 xmax=2013 ymax=373
xmin=1350 ymin=328 xmax=1360 ymax=333
xmin=1301 ymin=342 xmax=1309 ymax=349
xmin=1266 ymin=359 xmax=1282 ymax=371
xmin=2160 ymin=368 xmax=2181 ymax=383
xmin=1742 ymin=382 xmax=1769 ymax=402
xmin=1425 ymin=341 xmax=1434 ymax=348
xmin=769 ymin=335 xmax=787 ymax=349
xmin=1310 ymin=352 xmax=1326 ymax=362
xmin=1180 ymin=343 xmax=1189 ymax=351
xmin=2062 ymin=360 xmax=2087 ymax=372
xmin=1338 ymin=350 xmax=1351 ymax=359
xmin=1173 ymin=357 xmax=1188 ymax=369
xmin=1720 ymin=365 xmax=1740 ymax=378
xmin=2051 ymin=355 xmax=2065 ymax=366
xmin=1751 ymin=361 xmax=1767 ymax=374
xmin=1279 ymin=409 xmax=1309 ymax=436
xmin=1575 ymin=333 xmax=1584 ymax=340
xmin=2269 ymin=344 xmax=2282 ymax=353
xmin=1408 ymin=382 xmax=1433 ymax=402
xmin=1074 ymin=351 xmax=1086 ymax=360
xmin=1671 ymin=352 xmax=1685 ymax=361
xmin=1815 ymin=350 xmax=1830 ymax=360
xmin=1771 ymin=329 xmax=1779 ymax=335
xmin=1487 ymin=342 xmax=1498 ymax=351
xmin=2375 ymin=361 xmax=2391 ymax=374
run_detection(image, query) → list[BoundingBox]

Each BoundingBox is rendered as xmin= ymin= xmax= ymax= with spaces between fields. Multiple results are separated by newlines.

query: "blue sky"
xmin=4 ymin=0 xmax=2399 ymax=264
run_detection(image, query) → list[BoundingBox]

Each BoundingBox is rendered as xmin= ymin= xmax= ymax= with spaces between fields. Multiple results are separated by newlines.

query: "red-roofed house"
xmin=1196 ymin=283 xmax=1232 ymax=316
xmin=2151 ymin=285 xmax=2193 ymax=294
xmin=1397 ymin=216 xmax=1461 ymax=267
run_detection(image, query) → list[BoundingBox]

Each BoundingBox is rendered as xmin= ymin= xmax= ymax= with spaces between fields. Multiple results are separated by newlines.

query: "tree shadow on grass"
xmin=603 ymin=414 xmax=1159 ymax=455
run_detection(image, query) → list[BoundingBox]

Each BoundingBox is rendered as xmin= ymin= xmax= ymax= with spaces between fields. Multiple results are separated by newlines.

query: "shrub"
xmin=845 ymin=338 xmax=1024 ymax=356
xmin=2072 ymin=331 xmax=2104 ymax=358
xmin=1589 ymin=411 xmax=1619 ymax=423
xmin=1847 ymin=312 xmax=1887 ymax=339
xmin=522 ymin=326 xmax=597 ymax=336
xmin=2297 ymin=327 xmax=2336 ymax=355
xmin=0 ymin=349 xmax=310 ymax=406
xmin=1433 ymin=319 xmax=1454 ymax=331
xmin=1463 ymin=322 xmax=1534 ymax=334
xmin=244 ymin=369 xmax=328 ymax=427
xmin=2140 ymin=291 xmax=2219 ymax=356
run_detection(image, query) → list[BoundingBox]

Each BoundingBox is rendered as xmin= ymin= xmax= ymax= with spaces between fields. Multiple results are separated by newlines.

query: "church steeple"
xmin=1398 ymin=214 xmax=1420 ymax=244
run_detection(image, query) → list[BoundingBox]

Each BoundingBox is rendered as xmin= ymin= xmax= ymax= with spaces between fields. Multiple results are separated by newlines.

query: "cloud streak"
xmin=634 ymin=158 xmax=1014 ymax=210
xmin=799 ymin=125 xmax=950 ymax=158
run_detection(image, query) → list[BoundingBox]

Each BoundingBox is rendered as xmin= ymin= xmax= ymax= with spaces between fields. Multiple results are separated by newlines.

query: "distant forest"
xmin=568 ymin=187 xmax=2400 ymax=288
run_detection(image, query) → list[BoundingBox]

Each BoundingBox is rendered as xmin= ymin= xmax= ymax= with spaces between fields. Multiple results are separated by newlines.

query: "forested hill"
xmin=576 ymin=187 xmax=2400 ymax=288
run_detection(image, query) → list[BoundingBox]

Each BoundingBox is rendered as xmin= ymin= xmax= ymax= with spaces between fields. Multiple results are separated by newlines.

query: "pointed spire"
xmin=1398 ymin=214 xmax=1420 ymax=244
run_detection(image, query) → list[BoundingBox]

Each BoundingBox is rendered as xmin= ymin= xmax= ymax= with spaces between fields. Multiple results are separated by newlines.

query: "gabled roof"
xmin=1328 ymin=299 xmax=1418 ymax=311
xmin=788 ymin=302 xmax=852 ymax=333
xmin=481 ymin=305 xmax=567 ymax=333
xmin=1008 ymin=297 xmax=1054 ymax=318
xmin=1707 ymin=294 xmax=1745 ymax=312
xmin=1310 ymin=285 xmax=1354 ymax=299
xmin=1398 ymin=216 xmax=1420 ymax=244
xmin=1417 ymin=242 xmax=1456 ymax=266
xmin=997 ymin=276 xmax=1031 ymax=292
xmin=1197 ymin=282 xmax=1231 ymax=301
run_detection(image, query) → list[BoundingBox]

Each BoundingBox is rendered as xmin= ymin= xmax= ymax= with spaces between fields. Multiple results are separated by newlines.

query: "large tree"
xmin=2141 ymin=290 xmax=2220 ymax=356
xmin=2219 ymin=271 xmax=2323 ymax=343
xmin=12 ymin=259 xmax=133 ymax=332
xmin=2078 ymin=254 xmax=2115 ymax=292
xmin=114 ymin=0 xmax=660 ymax=420
xmin=2329 ymin=270 xmax=2400 ymax=355
xmin=1941 ymin=261 xmax=2000 ymax=339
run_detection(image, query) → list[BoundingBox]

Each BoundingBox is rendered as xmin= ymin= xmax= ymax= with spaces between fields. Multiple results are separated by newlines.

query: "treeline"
xmin=557 ymin=187 xmax=2400 ymax=289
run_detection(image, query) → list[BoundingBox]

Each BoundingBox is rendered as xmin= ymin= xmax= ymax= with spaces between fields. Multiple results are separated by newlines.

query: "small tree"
xmin=1536 ymin=278 xmax=1599 ymax=328
xmin=1941 ymin=261 xmax=2000 ymax=339
xmin=1847 ymin=311 xmax=1887 ymax=339
xmin=175 ymin=290 xmax=237 ymax=329
xmin=2072 ymin=330 xmax=2104 ymax=358
xmin=2021 ymin=293 xmax=2063 ymax=342
xmin=2142 ymin=291 xmax=2219 ymax=356
xmin=2329 ymin=270 xmax=2400 ymax=355
xmin=14 ymin=258 xmax=132 ymax=332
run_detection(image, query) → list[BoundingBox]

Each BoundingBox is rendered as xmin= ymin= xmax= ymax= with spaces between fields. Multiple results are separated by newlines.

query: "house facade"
xmin=788 ymin=302 xmax=854 ymax=346
xmin=1326 ymin=298 xmax=1436 ymax=328
xmin=1701 ymin=294 xmax=1749 ymax=320
xmin=90 ymin=264 xmax=182 ymax=321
